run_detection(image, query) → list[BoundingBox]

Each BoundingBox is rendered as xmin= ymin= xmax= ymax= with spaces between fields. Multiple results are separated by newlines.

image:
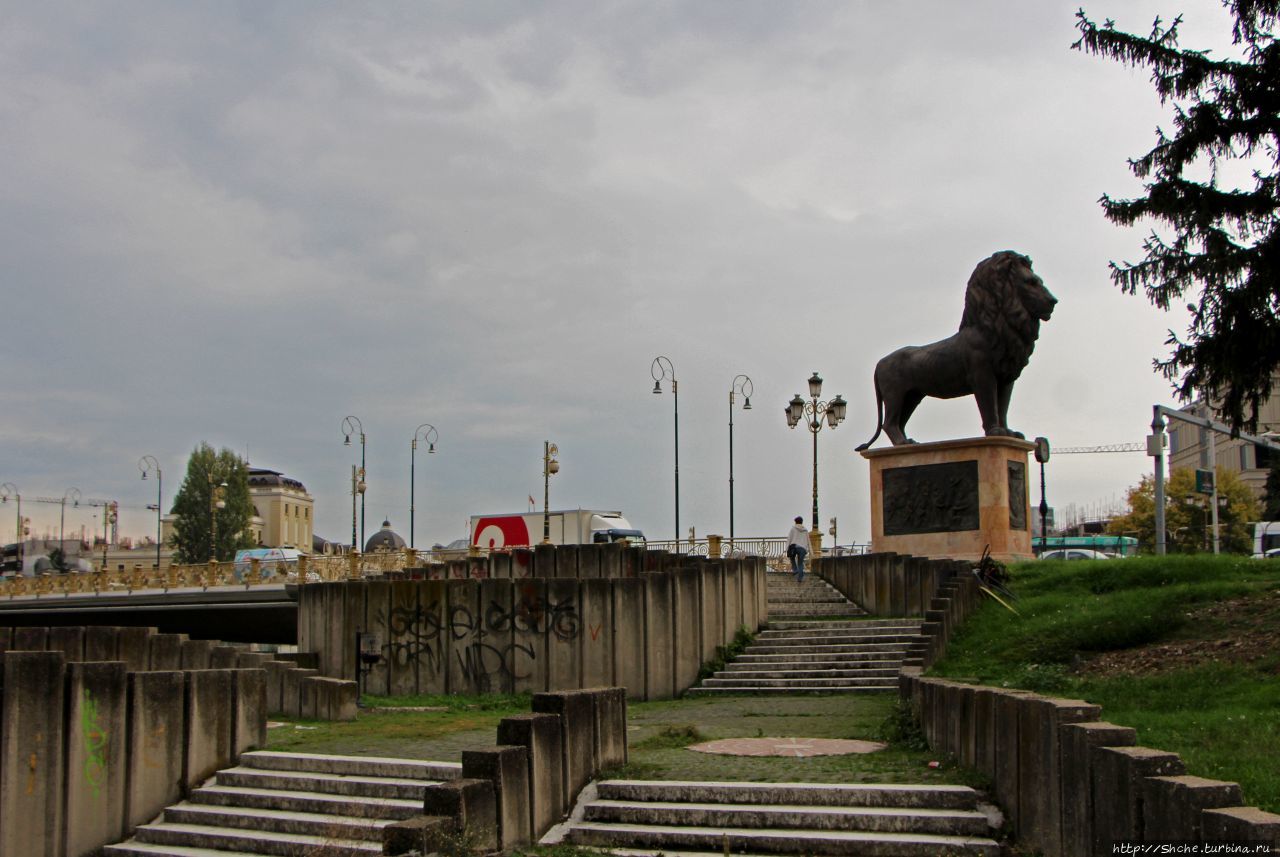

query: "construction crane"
xmin=1054 ymin=443 xmax=1146 ymax=454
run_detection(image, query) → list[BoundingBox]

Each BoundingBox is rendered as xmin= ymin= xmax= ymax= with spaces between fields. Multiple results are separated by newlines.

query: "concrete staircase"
xmin=687 ymin=572 xmax=927 ymax=695
xmin=562 ymin=780 xmax=1001 ymax=855
xmin=104 ymin=750 xmax=461 ymax=857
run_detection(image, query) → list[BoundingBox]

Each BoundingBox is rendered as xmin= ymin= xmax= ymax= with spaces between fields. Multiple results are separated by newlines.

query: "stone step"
xmin=162 ymin=801 xmax=389 ymax=841
xmin=768 ymin=606 xmax=867 ymax=616
xmin=239 ymin=750 xmax=461 ymax=781
xmin=765 ymin=619 xmax=923 ymax=631
xmin=745 ymin=643 xmax=915 ymax=656
xmin=103 ymin=843 xmax=272 ymax=857
xmin=725 ymin=658 xmax=903 ymax=671
xmin=565 ymin=821 xmax=1000 ymax=855
xmin=714 ymin=667 xmax=903 ymax=680
xmin=700 ymin=676 xmax=899 ymax=689
xmin=583 ymin=799 xmax=990 ymax=836
xmin=131 ymin=822 xmax=381 ymax=856
xmin=189 ymin=784 xmax=423 ymax=820
xmin=684 ymin=684 xmax=897 ymax=695
xmin=597 ymin=781 xmax=981 ymax=809
xmin=751 ymin=633 xmax=923 ymax=645
xmin=214 ymin=766 xmax=434 ymax=800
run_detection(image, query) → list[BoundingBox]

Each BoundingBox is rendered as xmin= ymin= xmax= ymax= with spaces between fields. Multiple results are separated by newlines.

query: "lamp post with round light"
xmin=650 ymin=356 xmax=679 ymax=546
xmin=342 ymin=416 xmax=366 ymax=550
xmin=542 ymin=442 xmax=560 ymax=544
xmin=728 ymin=374 xmax=753 ymax=547
xmin=785 ymin=372 xmax=847 ymax=554
xmin=410 ymin=424 xmax=438 ymax=550
xmin=139 ymin=456 xmax=163 ymax=571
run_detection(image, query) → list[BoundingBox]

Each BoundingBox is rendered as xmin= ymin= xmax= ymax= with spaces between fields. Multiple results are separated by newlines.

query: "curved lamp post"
xmin=139 ymin=455 xmax=163 ymax=570
xmin=651 ymin=356 xmax=679 ymax=545
xmin=542 ymin=442 xmax=560 ymax=544
xmin=410 ymin=424 xmax=438 ymax=549
xmin=729 ymin=374 xmax=753 ymax=547
xmin=785 ymin=372 xmax=847 ymax=550
xmin=342 ymin=415 xmax=366 ymax=550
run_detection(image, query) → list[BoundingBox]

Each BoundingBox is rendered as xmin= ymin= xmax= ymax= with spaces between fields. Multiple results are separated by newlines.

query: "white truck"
xmin=470 ymin=509 xmax=644 ymax=550
xmin=1253 ymin=522 xmax=1280 ymax=558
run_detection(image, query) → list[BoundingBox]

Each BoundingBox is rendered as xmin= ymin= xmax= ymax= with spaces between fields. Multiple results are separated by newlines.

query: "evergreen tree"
xmin=169 ymin=444 xmax=255 ymax=564
xmin=1263 ymin=459 xmax=1280 ymax=519
xmin=1074 ymin=2 xmax=1280 ymax=433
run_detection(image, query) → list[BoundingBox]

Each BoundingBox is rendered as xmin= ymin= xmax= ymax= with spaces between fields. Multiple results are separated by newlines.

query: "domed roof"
xmin=365 ymin=519 xmax=406 ymax=553
xmin=247 ymin=467 xmax=307 ymax=492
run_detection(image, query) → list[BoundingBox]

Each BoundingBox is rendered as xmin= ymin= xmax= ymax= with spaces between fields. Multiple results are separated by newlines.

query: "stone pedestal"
xmin=861 ymin=436 xmax=1034 ymax=563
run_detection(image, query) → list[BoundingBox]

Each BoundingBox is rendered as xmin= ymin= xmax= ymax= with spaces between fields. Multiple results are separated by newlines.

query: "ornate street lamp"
xmin=785 ymin=372 xmax=847 ymax=551
xmin=1034 ymin=437 xmax=1051 ymax=555
xmin=729 ymin=374 xmax=753 ymax=547
xmin=209 ymin=476 xmax=227 ymax=562
xmin=342 ymin=415 xmax=366 ymax=549
xmin=410 ymin=424 xmax=438 ymax=550
xmin=542 ymin=442 xmax=560 ymax=544
xmin=651 ymin=356 xmax=679 ymax=545
xmin=139 ymin=456 xmax=163 ymax=571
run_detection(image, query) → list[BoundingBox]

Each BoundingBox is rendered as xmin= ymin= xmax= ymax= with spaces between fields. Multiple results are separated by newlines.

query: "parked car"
xmin=1039 ymin=549 xmax=1112 ymax=561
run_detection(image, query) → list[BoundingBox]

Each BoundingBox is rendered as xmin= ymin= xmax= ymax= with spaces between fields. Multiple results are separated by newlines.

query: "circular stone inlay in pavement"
xmin=688 ymin=737 xmax=886 ymax=757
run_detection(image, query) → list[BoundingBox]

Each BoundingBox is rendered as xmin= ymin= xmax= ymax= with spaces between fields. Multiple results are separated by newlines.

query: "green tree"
xmin=1263 ymin=459 xmax=1280 ymax=519
xmin=1074 ymin=3 xmax=1280 ymax=433
xmin=1108 ymin=466 xmax=1258 ymax=553
xmin=169 ymin=444 xmax=255 ymax=563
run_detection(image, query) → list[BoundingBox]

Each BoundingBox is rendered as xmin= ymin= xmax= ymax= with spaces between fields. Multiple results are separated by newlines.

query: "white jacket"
xmin=787 ymin=525 xmax=809 ymax=550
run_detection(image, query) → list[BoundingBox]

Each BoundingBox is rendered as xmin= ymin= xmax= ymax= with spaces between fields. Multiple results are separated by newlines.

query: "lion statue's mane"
xmin=855 ymin=250 xmax=1057 ymax=450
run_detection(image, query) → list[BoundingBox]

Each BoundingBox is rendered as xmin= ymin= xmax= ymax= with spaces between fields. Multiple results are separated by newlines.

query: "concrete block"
xmin=232 ymin=668 xmax=268 ymax=752
xmin=600 ymin=542 xmax=622 ymax=579
xmin=362 ymin=580 xmax=392 ymax=696
xmin=445 ymin=578 xmax=482 ymax=694
xmin=554 ymin=545 xmax=579 ymax=579
xmin=47 ymin=625 xmax=86 ymax=661
xmin=545 ymin=578 xmax=581 ymax=691
xmin=341 ymin=581 xmax=366 ymax=680
xmin=179 ymin=638 xmax=214 ymax=670
xmin=1201 ymin=806 xmax=1280 ymax=847
xmin=296 ymin=580 xmax=316 ymax=656
xmin=1141 ymin=775 xmax=1243 ymax=842
xmin=63 ymin=660 xmax=128 ymax=857
xmin=304 ymin=676 xmax=357 ymax=721
xmin=83 ymin=626 xmax=121 ymax=662
xmin=642 ymin=573 xmax=674 ymax=699
xmin=320 ymin=583 xmax=344 ymax=680
xmin=384 ymin=580 xmax=424 ymax=696
xmin=534 ymin=543 xmax=557 ymax=578
xmin=578 ymin=545 xmax=602 ymax=579
xmin=422 ymin=778 xmax=498 ymax=852
xmin=475 ymin=578 xmax=515 ymax=694
xmin=670 ymin=568 xmax=701 ymax=694
xmin=578 ymin=578 xmax=613 ymax=691
xmin=1091 ymin=746 xmax=1186 ymax=847
xmin=124 ymin=671 xmax=185 ymax=834
xmin=611 ymin=577 xmax=646 ymax=700
xmin=1060 ymin=721 xmax=1136 ymax=857
xmin=489 ymin=551 xmax=512 ymax=580
xmin=496 ymin=713 xmax=565 ymax=838
xmin=383 ymin=815 xmax=454 ymax=856
xmin=235 ymin=651 xmax=272 ymax=670
xmin=0 ymin=626 xmax=11 ymax=656
xmin=262 ymin=660 xmax=291 ymax=714
xmin=698 ymin=566 xmax=723 ymax=664
xmin=207 ymin=645 xmax=237 ymax=669
xmin=972 ymin=687 xmax=998 ymax=779
xmin=588 ymin=686 xmax=628 ymax=769
xmin=532 ymin=690 xmax=596 ymax=807
xmin=114 ymin=626 xmax=150 ymax=675
xmin=274 ymin=650 xmax=320 ymax=670
xmin=512 ymin=579 xmax=549 ymax=695
xmin=184 ymin=668 xmax=236 ymax=788
xmin=13 ymin=625 xmax=49 ymax=651
xmin=723 ymin=560 xmax=743 ymax=633
xmin=462 ymin=746 xmax=531 ymax=849
xmin=1 ymin=651 xmax=66 ymax=857
xmin=511 ymin=548 xmax=535 ymax=579
xmin=993 ymin=689 xmax=1040 ymax=828
xmin=1018 ymin=696 xmax=1101 ymax=855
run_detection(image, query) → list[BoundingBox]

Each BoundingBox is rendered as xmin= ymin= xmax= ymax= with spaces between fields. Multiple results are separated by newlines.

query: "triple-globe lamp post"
xmin=139 ymin=456 xmax=163 ymax=571
xmin=542 ymin=442 xmax=560 ymax=544
xmin=785 ymin=372 xmax=847 ymax=551
xmin=650 ymin=356 xmax=679 ymax=545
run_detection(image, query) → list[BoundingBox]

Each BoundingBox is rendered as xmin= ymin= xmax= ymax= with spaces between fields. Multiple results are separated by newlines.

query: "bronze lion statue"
xmin=855 ymin=251 xmax=1057 ymax=450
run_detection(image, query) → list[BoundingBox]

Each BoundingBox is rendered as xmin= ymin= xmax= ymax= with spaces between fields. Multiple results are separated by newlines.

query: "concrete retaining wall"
xmin=297 ymin=551 xmax=766 ymax=700
xmin=0 ymin=624 xmax=359 ymax=723
xmin=386 ymin=686 xmax=629 ymax=855
xmin=0 ymin=651 xmax=268 ymax=857
xmin=903 ymin=671 xmax=1280 ymax=852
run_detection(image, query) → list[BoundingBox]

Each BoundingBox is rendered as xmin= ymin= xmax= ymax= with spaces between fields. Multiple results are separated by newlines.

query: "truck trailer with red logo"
xmin=470 ymin=509 xmax=644 ymax=550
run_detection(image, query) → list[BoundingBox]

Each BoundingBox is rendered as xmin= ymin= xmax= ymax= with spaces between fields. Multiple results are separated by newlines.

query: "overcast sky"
xmin=1 ymin=1 xmax=1245 ymax=549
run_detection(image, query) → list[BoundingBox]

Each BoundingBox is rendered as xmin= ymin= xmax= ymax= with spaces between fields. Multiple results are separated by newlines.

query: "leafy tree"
xmin=169 ymin=444 xmax=255 ymax=563
xmin=1263 ymin=459 xmax=1280 ymax=519
xmin=1074 ymin=3 xmax=1280 ymax=433
xmin=1108 ymin=466 xmax=1258 ymax=553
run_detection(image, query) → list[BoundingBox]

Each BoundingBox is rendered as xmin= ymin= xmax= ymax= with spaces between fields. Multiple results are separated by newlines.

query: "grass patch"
xmin=931 ymin=554 xmax=1280 ymax=811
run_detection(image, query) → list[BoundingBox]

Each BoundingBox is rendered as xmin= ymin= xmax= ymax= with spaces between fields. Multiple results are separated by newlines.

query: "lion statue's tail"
xmin=854 ymin=376 xmax=884 ymax=452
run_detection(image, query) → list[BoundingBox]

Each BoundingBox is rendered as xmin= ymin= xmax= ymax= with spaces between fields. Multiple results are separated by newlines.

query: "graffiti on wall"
xmin=372 ymin=586 xmax=583 ymax=690
xmin=80 ymin=689 xmax=108 ymax=799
